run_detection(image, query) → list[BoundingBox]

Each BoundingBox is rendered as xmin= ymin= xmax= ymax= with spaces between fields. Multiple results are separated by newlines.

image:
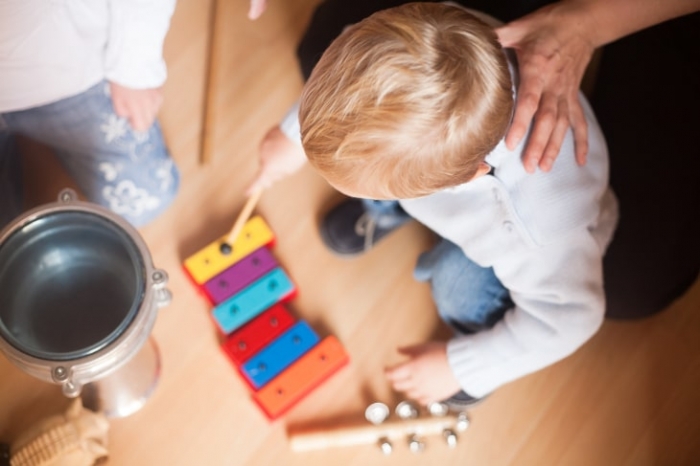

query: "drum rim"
xmin=0 ymin=209 xmax=147 ymax=360
xmin=0 ymin=191 xmax=162 ymax=386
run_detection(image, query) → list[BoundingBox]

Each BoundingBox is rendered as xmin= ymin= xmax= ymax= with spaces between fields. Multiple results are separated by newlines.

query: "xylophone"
xmin=183 ymin=216 xmax=349 ymax=419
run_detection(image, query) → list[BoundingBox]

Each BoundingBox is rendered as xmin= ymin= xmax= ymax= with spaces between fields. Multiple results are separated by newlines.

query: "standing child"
xmin=0 ymin=0 xmax=179 ymax=229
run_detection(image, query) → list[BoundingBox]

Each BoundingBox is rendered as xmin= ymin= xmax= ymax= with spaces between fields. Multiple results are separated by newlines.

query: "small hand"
xmin=385 ymin=342 xmax=461 ymax=406
xmin=496 ymin=3 xmax=594 ymax=172
xmin=246 ymin=126 xmax=307 ymax=195
xmin=248 ymin=0 xmax=268 ymax=20
xmin=109 ymin=81 xmax=163 ymax=132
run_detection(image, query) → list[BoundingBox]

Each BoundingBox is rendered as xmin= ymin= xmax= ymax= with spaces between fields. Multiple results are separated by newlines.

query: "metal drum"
xmin=0 ymin=189 xmax=171 ymax=417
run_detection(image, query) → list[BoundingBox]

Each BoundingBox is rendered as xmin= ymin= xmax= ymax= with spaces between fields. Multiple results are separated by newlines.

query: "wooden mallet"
xmin=225 ymin=188 xmax=263 ymax=245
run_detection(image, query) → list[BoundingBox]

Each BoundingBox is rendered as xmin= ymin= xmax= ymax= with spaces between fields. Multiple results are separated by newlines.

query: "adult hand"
xmin=496 ymin=3 xmax=595 ymax=172
xmin=248 ymin=0 xmax=268 ymax=20
xmin=109 ymin=81 xmax=163 ymax=133
xmin=385 ymin=342 xmax=461 ymax=406
xmin=246 ymin=126 xmax=308 ymax=195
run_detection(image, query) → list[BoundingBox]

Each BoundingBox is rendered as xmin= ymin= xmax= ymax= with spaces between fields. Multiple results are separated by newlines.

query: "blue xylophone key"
xmin=212 ymin=267 xmax=295 ymax=335
xmin=240 ymin=321 xmax=319 ymax=390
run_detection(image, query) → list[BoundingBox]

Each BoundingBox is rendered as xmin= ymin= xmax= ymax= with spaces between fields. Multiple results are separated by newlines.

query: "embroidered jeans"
xmin=364 ymin=199 xmax=514 ymax=333
xmin=0 ymin=81 xmax=179 ymax=228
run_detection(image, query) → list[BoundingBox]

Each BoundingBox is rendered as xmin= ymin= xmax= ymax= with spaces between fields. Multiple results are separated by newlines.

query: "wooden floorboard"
xmin=1 ymin=1 xmax=699 ymax=464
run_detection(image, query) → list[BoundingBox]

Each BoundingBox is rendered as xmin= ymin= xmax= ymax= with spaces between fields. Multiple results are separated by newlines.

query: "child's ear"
xmin=472 ymin=162 xmax=492 ymax=180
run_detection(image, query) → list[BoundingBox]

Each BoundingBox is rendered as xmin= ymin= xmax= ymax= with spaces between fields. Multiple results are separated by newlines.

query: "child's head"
xmin=299 ymin=2 xmax=514 ymax=199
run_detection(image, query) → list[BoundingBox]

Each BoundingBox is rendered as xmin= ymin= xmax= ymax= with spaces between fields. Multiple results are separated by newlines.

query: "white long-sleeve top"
xmin=0 ymin=0 xmax=176 ymax=112
xmin=399 ymin=94 xmax=618 ymax=397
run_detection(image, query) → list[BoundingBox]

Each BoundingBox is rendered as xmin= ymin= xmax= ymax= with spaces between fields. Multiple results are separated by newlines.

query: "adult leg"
xmin=0 ymin=128 xmax=23 ymax=229
xmin=2 ymin=82 xmax=179 ymax=227
xmin=592 ymin=13 xmax=700 ymax=318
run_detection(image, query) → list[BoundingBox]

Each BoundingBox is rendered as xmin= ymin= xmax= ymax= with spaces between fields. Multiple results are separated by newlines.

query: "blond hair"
xmin=299 ymin=2 xmax=514 ymax=199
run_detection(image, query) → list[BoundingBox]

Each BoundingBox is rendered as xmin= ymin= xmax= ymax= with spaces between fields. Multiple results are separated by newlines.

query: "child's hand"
xmin=248 ymin=0 xmax=268 ymax=20
xmin=109 ymin=82 xmax=163 ymax=133
xmin=246 ymin=126 xmax=307 ymax=195
xmin=385 ymin=342 xmax=461 ymax=406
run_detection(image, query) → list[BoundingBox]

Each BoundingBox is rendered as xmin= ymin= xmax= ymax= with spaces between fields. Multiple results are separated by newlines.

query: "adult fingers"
xmin=538 ymin=97 xmax=570 ymax=171
xmin=494 ymin=21 xmax=526 ymax=48
xmin=537 ymin=92 xmax=590 ymax=169
xmin=521 ymin=89 xmax=559 ymax=172
xmin=505 ymin=57 xmax=545 ymax=167
xmin=505 ymin=102 xmax=535 ymax=160
xmin=569 ymin=96 xmax=589 ymax=165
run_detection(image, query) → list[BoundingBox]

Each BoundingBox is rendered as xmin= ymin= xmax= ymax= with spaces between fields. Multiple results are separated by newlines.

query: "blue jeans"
xmin=0 ymin=81 xmax=179 ymax=228
xmin=365 ymin=200 xmax=513 ymax=333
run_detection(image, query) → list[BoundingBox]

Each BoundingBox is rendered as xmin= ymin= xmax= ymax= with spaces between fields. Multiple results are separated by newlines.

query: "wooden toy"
xmin=287 ymin=401 xmax=470 ymax=454
xmin=253 ymin=336 xmax=349 ymax=419
xmin=240 ymin=321 xmax=319 ymax=389
xmin=221 ymin=304 xmax=296 ymax=366
xmin=211 ymin=267 xmax=295 ymax=335
xmin=183 ymin=215 xmax=274 ymax=285
xmin=183 ymin=215 xmax=349 ymax=419
xmin=203 ymin=247 xmax=278 ymax=304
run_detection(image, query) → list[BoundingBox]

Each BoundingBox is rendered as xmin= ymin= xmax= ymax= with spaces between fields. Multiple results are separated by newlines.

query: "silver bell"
xmin=456 ymin=412 xmax=471 ymax=432
xmin=408 ymin=434 xmax=426 ymax=453
xmin=443 ymin=429 xmax=458 ymax=448
xmin=378 ymin=437 xmax=393 ymax=455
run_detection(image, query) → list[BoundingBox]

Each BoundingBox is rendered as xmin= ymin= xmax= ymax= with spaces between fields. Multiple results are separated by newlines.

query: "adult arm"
xmin=104 ymin=0 xmax=177 ymax=131
xmin=496 ymin=0 xmax=700 ymax=173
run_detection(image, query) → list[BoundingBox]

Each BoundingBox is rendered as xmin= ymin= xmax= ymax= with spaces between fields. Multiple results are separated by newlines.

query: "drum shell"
xmin=0 ymin=190 xmax=170 ymax=395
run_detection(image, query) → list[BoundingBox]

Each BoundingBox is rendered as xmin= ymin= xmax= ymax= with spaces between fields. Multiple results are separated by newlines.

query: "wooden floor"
xmin=2 ymin=1 xmax=700 ymax=464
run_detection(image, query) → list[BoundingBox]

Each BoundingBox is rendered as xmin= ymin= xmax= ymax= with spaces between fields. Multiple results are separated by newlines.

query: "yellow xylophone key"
xmin=183 ymin=215 xmax=275 ymax=285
